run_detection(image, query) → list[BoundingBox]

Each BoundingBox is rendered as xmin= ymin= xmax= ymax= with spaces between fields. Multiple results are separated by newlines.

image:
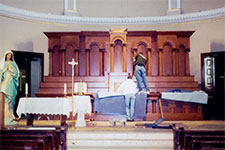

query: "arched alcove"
xmin=52 ymin=45 xmax=60 ymax=76
xmin=114 ymin=39 xmax=123 ymax=73
xmin=90 ymin=44 xmax=100 ymax=76
xmin=179 ymin=44 xmax=186 ymax=76
xmin=137 ymin=43 xmax=147 ymax=57
xmin=65 ymin=44 xmax=75 ymax=76
xmin=162 ymin=42 xmax=173 ymax=76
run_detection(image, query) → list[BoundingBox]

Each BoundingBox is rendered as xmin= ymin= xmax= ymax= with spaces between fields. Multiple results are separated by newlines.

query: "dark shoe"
xmin=127 ymin=119 xmax=134 ymax=122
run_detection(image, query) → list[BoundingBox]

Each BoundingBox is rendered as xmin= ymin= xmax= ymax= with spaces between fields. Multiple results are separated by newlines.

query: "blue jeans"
xmin=125 ymin=94 xmax=136 ymax=120
xmin=135 ymin=65 xmax=150 ymax=92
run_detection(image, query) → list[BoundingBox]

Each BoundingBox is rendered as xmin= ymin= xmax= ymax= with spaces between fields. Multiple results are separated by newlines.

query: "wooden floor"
xmin=4 ymin=119 xmax=225 ymax=150
xmin=6 ymin=119 xmax=225 ymax=131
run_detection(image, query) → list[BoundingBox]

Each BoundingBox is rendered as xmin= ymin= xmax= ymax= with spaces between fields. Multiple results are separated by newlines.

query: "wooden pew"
xmin=0 ymin=127 xmax=67 ymax=150
xmin=1 ymin=134 xmax=51 ymax=149
xmin=173 ymin=127 xmax=225 ymax=150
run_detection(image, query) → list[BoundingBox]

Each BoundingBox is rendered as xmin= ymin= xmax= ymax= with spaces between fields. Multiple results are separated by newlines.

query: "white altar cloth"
xmin=73 ymin=96 xmax=91 ymax=115
xmin=161 ymin=91 xmax=208 ymax=104
xmin=17 ymin=96 xmax=91 ymax=117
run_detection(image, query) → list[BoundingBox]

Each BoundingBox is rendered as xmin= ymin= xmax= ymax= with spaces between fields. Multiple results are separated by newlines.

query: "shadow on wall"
xmin=210 ymin=42 xmax=225 ymax=52
xmin=15 ymin=41 xmax=33 ymax=51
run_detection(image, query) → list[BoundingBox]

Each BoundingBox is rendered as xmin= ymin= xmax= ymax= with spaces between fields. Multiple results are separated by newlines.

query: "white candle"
xmin=25 ymin=83 xmax=28 ymax=95
xmin=64 ymin=83 xmax=67 ymax=95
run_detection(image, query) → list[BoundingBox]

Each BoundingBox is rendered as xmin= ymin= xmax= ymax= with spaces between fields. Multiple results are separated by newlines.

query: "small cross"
xmin=68 ymin=58 xmax=78 ymax=76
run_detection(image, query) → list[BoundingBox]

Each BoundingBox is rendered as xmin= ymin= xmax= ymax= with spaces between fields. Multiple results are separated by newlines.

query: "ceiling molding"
xmin=0 ymin=4 xmax=225 ymax=25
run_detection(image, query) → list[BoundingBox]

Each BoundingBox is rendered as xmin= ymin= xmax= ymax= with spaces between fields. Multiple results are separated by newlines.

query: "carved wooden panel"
xmin=162 ymin=44 xmax=173 ymax=76
xmin=114 ymin=41 xmax=123 ymax=73
xmin=90 ymin=45 xmax=100 ymax=76
xmin=52 ymin=46 xmax=60 ymax=76
xmin=45 ymin=31 xmax=194 ymax=77
xmin=65 ymin=46 xmax=75 ymax=76
xmin=179 ymin=46 xmax=186 ymax=76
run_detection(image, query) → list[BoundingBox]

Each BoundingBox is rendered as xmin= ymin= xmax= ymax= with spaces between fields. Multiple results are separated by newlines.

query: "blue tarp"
xmin=94 ymin=92 xmax=147 ymax=118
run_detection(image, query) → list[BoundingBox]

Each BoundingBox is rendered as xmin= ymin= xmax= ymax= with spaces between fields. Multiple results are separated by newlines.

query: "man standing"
xmin=134 ymin=52 xmax=150 ymax=93
xmin=118 ymin=75 xmax=137 ymax=121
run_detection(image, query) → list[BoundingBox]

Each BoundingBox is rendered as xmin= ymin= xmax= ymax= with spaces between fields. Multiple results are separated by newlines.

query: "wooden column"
xmin=147 ymin=48 xmax=152 ymax=76
xmin=158 ymin=49 xmax=163 ymax=76
xmin=172 ymin=48 xmax=176 ymax=76
xmin=74 ymin=49 xmax=79 ymax=76
xmin=185 ymin=49 xmax=190 ymax=76
xmin=48 ymin=49 xmax=53 ymax=76
xmin=86 ymin=49 xmax=90 ymax=76
xmin=58 ymin=49 xmax=62 ymax=76
xmin=99 ymin=49 xmax=104 ymax=76
xmin=151 ymin=34 xmax=158 ymax=76
xmin=110 ymin=44 xmax=114 ymax=72
xmin=61 ymin=49 xmax=66 ymax=76
xmin=132 ymin=48 xmax=137 ymax=76
xmin=123 ymin=44 xmax=127 ymax=72
xmin=176 ymin=49 xmax=179 ymax=75
xmin=0 ymin=92 xmax=5 ymax=129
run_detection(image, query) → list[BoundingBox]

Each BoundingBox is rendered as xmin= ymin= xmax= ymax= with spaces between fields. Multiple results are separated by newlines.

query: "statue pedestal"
xmin=0 ymin=92 xmax=5 ymax=129
xmin=75 ymin=112 xmax=86 ymax=127
xmin=73 ymin=96 xmax=91 ymax=127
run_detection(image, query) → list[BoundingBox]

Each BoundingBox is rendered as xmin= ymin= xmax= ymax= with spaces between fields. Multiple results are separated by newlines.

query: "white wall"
xmin=1 ymin=16 xmax=224 ymax=83
xmin=0 ymin=0 xmax=225 ymax=83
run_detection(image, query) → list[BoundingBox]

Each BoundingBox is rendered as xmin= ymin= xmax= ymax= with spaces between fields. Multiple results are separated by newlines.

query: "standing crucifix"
xmin=68 ymin=58 xmax=78 ymax=127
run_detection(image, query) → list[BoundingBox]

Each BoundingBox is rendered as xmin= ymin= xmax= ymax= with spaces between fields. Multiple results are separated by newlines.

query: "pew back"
xmin=0 ymin=127 xmax=67 ymax=150
xmin=173 ymin=127 xmax=225 ymax=150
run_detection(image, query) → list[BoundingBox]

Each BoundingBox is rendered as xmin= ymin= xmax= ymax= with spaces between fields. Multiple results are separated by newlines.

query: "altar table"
xmin=17 ymin=96 xmax=91 ymax=126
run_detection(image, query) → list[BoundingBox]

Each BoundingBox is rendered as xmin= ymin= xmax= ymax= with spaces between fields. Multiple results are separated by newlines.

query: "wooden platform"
xmin=34 ymin=75 xmax=202 ymax=121
xmin=36 ymin=76 xmax=199 ymax=95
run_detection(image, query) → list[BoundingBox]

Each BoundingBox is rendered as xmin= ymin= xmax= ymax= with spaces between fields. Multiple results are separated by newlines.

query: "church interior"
xmin=0 ymin=0 xmax=225 ymax=149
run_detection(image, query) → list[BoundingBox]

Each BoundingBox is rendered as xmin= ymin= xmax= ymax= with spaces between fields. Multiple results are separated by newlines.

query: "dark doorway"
xmin=201 ymin=51 xmax=225 ymax=120
xmin=12 ymin=51 xmax=44 ymax=117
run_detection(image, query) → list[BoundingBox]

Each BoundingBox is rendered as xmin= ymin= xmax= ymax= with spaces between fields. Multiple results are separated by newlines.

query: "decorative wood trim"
xmin=61 ymin=49 xmax=66 ymax=52
xmin=172 ymin=49 xmax=177 ymax=76
xmin=123 ymin=45 xmax=127 ymax=72
xmin=61 ymin=50 xmax=65 ymax=76
xmin=158 ymin=48 xmax=163 ymax=76
xmin=73 ymin=49 xmax=79 ymax=52
xmin=110 ymin=45 xmax=114 ymax=72
xmin=176 ymin=49 xmax=179 ymax=75
xmin=185 ymin=51 xmax=190 ymax=76
xmin=49 ymin=51 xmax=53 ymax=76
xmin=75 ymin=50 xmax=79 ymax=76
xmin=99 ymin=49 xmax=104 ymax=76
xmin=147 ymin=48 xmax=152 ymax=76
xmin=185 ymin=48 xmax=190 ymax=52
xmin=85 ymin=49 xmax=90 ymax=76
xmin=48 ymin=49 xmax=53 ymax=53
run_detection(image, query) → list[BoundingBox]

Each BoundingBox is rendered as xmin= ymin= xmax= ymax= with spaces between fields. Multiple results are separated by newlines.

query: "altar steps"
xmin=42 ymin=75 xmax=196 ymax=82
xmin=35 ymin=76 xmax=199 ymax=97
xmin=67 ymin=129 xmax=173 ymax=150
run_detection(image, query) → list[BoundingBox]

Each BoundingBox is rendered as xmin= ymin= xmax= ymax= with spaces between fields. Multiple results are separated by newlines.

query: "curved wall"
xmin=0 ymin=1 xmax=225 ymax=84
